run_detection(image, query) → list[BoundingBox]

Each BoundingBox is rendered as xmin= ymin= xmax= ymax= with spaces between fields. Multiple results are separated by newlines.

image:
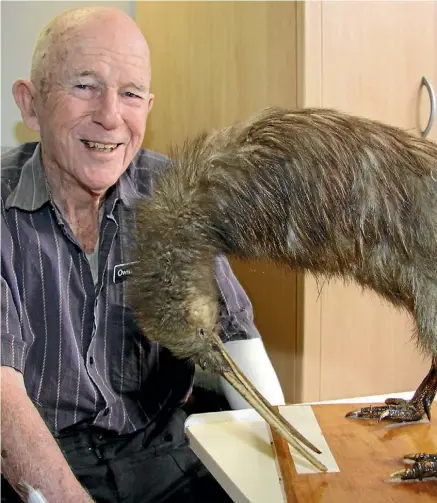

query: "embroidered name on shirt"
xmin=113 ymin=261 xmax=138 ymax=283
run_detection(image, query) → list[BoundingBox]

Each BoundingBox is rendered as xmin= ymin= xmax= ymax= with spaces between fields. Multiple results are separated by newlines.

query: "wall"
xmin=1 ymin=0 xmax=135 ymax=151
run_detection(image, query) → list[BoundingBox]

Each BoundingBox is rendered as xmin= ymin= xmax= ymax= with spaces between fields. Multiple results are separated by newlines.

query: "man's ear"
xmin=147 ymin=92 xmax=155 ymax=114
xmin=12 ymin=80 xmax=41 ymax=133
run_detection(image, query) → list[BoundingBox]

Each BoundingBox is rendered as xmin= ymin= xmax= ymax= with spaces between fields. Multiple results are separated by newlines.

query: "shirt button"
xmin=103 ymin=408 xmax=109 ymax=416
xmin=89 ymin=356 xmax=94 ymax=365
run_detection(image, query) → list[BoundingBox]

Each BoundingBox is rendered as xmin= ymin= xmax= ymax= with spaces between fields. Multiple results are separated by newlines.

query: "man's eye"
xmin=75 ymin=84 xmax=93 ymax=90
xmin=124 ymin=91 xmax=141 ymax=99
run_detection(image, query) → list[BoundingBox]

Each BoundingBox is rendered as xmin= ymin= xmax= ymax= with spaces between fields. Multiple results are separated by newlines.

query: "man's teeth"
xmin=83 ymin=140 xmax=118 ymax=151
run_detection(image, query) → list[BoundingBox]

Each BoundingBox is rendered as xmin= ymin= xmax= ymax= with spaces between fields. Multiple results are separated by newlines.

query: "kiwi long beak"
xmin=211 ymin=333 xmax=328 ymax=473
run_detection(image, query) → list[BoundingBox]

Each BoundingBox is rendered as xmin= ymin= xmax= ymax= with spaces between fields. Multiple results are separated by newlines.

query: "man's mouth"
xmin=81 ymin=140 xmax=122 ymax=152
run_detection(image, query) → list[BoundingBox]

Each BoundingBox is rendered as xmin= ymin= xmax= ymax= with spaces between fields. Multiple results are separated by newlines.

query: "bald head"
xmin=30 ymin=6 xmax=151 ymax=100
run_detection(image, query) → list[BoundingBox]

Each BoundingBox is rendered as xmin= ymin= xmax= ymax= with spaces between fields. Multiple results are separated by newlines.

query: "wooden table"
xmin=185 ymin=400 xmax=437 ymax=502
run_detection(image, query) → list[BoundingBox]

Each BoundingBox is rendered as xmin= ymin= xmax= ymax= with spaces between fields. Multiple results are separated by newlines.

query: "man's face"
xmin=34 ymin=22 xmax=154 ymax=194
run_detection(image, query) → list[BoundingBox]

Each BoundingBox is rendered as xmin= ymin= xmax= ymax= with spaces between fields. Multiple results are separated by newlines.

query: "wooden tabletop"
xmin=272 ymin=403 xmax=437 ymax=502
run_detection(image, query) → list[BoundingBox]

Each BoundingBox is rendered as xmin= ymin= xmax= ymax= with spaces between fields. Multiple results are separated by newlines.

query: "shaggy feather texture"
xmin=128 ymin=107 xmax=437 ymax=373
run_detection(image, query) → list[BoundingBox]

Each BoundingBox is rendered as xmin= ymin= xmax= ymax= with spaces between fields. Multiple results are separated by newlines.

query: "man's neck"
xmin=44 ymin=163 xmax=106 ymax=253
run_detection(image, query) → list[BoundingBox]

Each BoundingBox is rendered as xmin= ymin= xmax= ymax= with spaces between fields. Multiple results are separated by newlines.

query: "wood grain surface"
xmin=269 ymin=403 xmax=437 ymax=502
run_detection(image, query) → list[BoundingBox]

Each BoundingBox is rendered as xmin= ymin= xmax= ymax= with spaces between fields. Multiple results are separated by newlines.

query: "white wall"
xmin=1 ymin=0 xmax=136 ymax=150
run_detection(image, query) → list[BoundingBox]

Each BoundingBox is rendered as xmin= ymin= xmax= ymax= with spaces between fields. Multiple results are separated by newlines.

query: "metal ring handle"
xmin=420 ymin=76 xmax=435 ymax=138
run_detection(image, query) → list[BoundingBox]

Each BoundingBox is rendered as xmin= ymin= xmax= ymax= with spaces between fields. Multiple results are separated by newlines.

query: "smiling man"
xmin=11 ymin=6 xmax=154 ymax=254
xmin=1 ymin=6 xmax=285 ymax=503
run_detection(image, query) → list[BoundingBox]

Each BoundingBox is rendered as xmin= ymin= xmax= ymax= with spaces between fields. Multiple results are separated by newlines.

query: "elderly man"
xmin=1 ymin=6 xmax=285 ymax=503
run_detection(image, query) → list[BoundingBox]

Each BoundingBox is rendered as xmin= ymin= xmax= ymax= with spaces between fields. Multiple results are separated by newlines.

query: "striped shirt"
xmin=1 ymin=142 xmax=259 ymax=435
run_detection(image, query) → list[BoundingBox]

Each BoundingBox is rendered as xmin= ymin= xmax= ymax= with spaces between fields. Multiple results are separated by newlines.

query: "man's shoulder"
xmin=132 ymin=147 xmax=169 ymax=175
xmin=1 ymin=143 xmax=38 ymax=198
xmin=126 ymin=147 xmax=170 ymax=197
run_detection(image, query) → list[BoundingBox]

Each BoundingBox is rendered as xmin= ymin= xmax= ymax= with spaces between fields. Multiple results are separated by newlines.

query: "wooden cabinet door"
xmin=314 ymin=0 xmax=437 ymax=400
xmin=136 ymin=1 xmax=298 ymax=153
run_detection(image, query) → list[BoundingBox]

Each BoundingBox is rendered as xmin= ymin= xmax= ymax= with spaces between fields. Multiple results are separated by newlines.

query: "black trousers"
xmin=1 ymin=408 xmax=233 ymax=503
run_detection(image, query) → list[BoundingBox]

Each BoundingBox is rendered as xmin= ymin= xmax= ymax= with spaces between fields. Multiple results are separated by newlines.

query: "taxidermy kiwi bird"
xmin=128 ymin=106 xmax=437 ymax=482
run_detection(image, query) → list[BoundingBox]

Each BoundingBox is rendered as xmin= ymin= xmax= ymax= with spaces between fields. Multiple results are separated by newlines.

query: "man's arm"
xmin=213 ymin=255 xmax=285 ymax=410
xmin=1 ymin=366 xmax=94 ymax=503
xmin=221 ymin=337 xmax=285 ymax=410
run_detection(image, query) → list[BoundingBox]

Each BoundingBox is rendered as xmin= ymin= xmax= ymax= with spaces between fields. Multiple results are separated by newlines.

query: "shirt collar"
xmin=117 ymin=159 xmax=144 ymax=208
xmin=5 ymin=143 xmax=50 ymax=211
xmin=5 ymin=143 xmax=143 ymax=211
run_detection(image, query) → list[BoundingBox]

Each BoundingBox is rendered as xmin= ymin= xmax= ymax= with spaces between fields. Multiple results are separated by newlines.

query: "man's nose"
xmin=92 ymin=90 xmax=123 ymax=130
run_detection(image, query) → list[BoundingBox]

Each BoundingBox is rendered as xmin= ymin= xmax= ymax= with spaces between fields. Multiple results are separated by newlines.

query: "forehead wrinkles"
xmin=57 ymin=38 xmax=150 ymax=86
